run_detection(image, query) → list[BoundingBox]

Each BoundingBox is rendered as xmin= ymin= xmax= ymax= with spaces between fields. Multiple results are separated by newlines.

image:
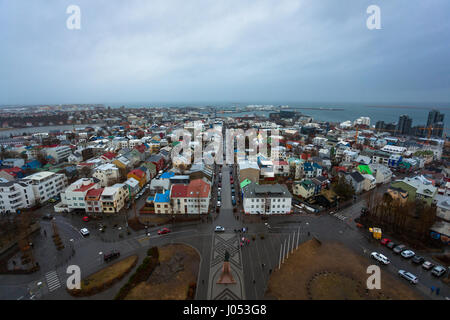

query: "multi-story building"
xmin=60 ymin=178 xmax=100 ymax=211
xmin=45 ymin=146 xmax=72 ymax=163
xmin=0 ymin=180 xmax=36 ymax=213
xmin=92 ymin=163 xmax=120 ymax=187
xmin=85 ymin=188 xmax=104 ymax=213
xmin=22 ymin=171 xmax=68 ymax=204
xmin=243 ymin=183 xmax=292 ymax=215
xmin=100 ymin=183 xmax=128 ymax=213
xmin=170 ymin=179 xmax=211 ymax=214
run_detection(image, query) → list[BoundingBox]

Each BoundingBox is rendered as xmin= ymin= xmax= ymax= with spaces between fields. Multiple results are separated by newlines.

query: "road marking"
xmin=45 ymin=271 xmax=61 ymax=292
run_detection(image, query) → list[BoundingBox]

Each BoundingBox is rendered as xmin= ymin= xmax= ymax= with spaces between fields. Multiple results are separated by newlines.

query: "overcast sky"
xmin=1 ymin=0 xmax=449 ymax=105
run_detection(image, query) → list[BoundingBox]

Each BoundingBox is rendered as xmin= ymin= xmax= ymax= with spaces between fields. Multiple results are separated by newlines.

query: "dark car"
xmin=386 ymin=242 xmax=396 ymax=249
xmin=412 ymin=255 xmax=425 ymax=264
xmin=232 ymin=199 xmax=236 ymax=206
xmin=42 ymin=214 xmax=54 ymax=220
xmin=393 ymin=244 xmax=406 ymax=254
xmin=104 ymin=250 xmax=120 ymax=262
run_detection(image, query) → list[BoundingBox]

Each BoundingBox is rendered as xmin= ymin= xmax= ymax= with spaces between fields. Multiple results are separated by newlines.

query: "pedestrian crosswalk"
xmin=333 ymin=213 xmax=347 ymax=221
xmin=45 ymin=271 xmax=61 ymax=292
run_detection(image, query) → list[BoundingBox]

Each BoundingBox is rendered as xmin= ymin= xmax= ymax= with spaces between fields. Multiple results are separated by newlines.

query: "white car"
xmin=80 ymin=228 xmax=90 ymax=237
xmin=217 ymin=201 xmax=221 ymax=207
xmin=215 ymin=226 xmax=225 ymax=232
xmin=398 ymin=270 xmax=418 ymax=284
xmin=401 ymin=250 xmax=415 ymax=259
xmin=371 ymin=252 xmax=390 ymax=265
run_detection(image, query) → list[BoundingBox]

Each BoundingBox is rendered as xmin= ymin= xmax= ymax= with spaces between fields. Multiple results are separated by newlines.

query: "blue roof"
xmin=161 ymin=172 xmax=175 ymax=179
xmin=154 ymin=190 xmax=170 ymax=203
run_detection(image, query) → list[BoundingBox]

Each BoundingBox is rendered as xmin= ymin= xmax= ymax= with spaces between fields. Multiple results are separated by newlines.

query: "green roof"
xmin=358 ymin=165 xmax=372 ymax=175
xmin=240 ymin=179 xmax=253 ymax=189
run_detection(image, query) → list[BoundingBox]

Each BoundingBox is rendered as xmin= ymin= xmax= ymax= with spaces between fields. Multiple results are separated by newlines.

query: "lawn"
xmin=125 ymin=244 xmax=200 ymax=300
xmin=73 ymin=255 xmax=138 ymax=295
xmin=265 ymin=238 xmax=423 ymax=300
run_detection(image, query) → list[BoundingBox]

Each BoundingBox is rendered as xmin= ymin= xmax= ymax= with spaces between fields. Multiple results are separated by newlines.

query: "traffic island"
xmin=265 ymin=238 xmax=423 ymax=300
xmin=68 ymin=255 xmax=138 ymax=297
xmin=123 ymin=244 xmax=200 ymax=300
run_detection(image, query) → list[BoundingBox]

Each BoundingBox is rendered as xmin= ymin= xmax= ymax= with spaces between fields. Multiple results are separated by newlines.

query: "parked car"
xmin=422 ymin=261 xmax=434 ymax=270
xmin=380 ymin=238 xmax=391 ymax=245
xmin=431 ymin=265 xmax=447 ymax=277
xmin=412 ymin=255 xmax=425 ymax=264
xmin=80 ymin=228 xmax=90 ymax=237
xmin=398 ymin=270 xmax=418 ymax=284
xmin=104 ymin=250 xmax=120 ymax=262
xmin=217 ymin=201 xmax=221 ymax=207
xmin=232 ymin=199 xmax=236 ymax=206
xmin=401 ymin=250 xmax=415 ymax=259
xmin=371 ymin=252 xmax=390 ymax=265
xmin=42 ymin=214 xmax=54 ymax=220
xmin=82 ymin=216 xmax=90 ymax=222
xmin=157 ymin=228 xmax=171 ymax=235
xmin=386 ymin=242 xmax=396 ymax=249
xmin=215 ymin=226 xmax=225 ymax=232
xmin=393 ymin=244 xmax=406 ymax=254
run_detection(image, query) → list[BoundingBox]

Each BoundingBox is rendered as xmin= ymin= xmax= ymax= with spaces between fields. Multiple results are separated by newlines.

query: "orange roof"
xmin=187 ymin=179 xmax=210 ymax=198
xmin=128 ymin=169 xmax=145 ymax=179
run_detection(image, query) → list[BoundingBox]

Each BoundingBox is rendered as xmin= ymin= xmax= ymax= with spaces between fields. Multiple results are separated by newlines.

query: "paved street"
xmin=0 ymin=169 xmax=448 ymax=300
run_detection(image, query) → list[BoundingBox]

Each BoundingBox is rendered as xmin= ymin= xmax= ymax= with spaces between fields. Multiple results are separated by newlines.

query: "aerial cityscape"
xmin=0 ymin=0 xmax=449 ymax=313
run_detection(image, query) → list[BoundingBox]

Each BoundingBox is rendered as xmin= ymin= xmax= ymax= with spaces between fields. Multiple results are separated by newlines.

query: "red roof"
xmin=86 ymin=188 xmax=104 ymax=199
xmin=1 ymin=167 xmax=23 ymax=176
xmin=134 ymin=144 xmax=146 ymax=153
xmin=273 ymin=160 xmax=288 ymax=166
xmin=187 ymin=179 xmax=210 ymax=198
xmin=102 ymin=152 xmax=117 ymax=160
xmin=74 ymin=182 xmax=96 ymax=192
xmin=171 ymin=184 xmax=188 ymax=198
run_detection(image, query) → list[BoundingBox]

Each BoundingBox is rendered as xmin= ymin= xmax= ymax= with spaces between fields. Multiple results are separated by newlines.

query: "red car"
xmin=82 ymin=216 xmax=90 ymax=222
xmin=157 ymin=228 xmax=171 ymax=235
xmin=380 ymin=238 xmax=391 ymax=245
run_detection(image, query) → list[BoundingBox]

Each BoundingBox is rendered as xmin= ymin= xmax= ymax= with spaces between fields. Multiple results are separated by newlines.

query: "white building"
xmin=353 ymin=117 xmax=370 ymax=126
xmin=60 ymin=178 xmax=100 ymax=211
xmin=22 ymin=171 xmax=68 ymax=204
xmin=92 ymin=163 xmax=120 ymax=187
xmin=242 ymin=183 xmax=292 ymax=215
xmin=369 ymin=164 xmax=393 ymax=184
xmin=2 ymin=158 xmax=25 ymax=168
xmin=381 ymin=145 xmax=407 ymax=155
xmin=0 ymin=181 xmax=36 ymax=213
xmin=45 ymin=146 xmax=72 ymax=163
xmin=362 ymin=174 xmax=376 ymax=191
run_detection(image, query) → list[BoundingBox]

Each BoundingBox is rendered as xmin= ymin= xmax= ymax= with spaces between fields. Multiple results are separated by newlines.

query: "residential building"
xmin=243 ymin=183 xmax=292 ymax=215
xmin=170 ymin=179 xmax=211 ymax=214
xmin=60 ymin=178 xmax=100 ymax=211
xmin=293 ymin=180 xmax=315 ymax=199
xmin=23 ymin=171 xmax=68 ymax=204
xmin=0 ymin=180 xmax=36 ymax=213
xmin=45 ymin=146 xmax=72 ymax=163
xmin=85 ymin=188 xmax=104 ymax=213
xmin=92 ymin=163 xmax=120 ymax=187
xmin=101 ymin=184 xmax=128 ymax=213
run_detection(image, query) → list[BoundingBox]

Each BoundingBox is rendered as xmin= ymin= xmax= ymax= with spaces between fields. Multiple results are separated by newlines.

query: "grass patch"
xmin=125 ymin=244 xmax=200 ymax=300
xmin=265 ymin=239 xmax=423 ymax=300
xmin=69 ymin=255 xmax=138 ymax=297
